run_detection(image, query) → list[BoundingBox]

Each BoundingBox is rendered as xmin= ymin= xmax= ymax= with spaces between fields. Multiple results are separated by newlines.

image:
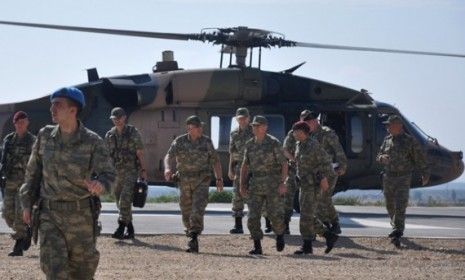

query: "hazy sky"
xmin=1 ymin=0 xmax=464 ymax=182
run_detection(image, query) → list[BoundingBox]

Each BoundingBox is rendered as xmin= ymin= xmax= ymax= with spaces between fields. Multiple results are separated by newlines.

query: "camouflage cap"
xmin=110 ymin=107 xmax=126 ymax=119
xmin=236 ymin=107 xmax=249 ymax=117
xmin=12 ymin=111 xmax=28 ymax=123
xmin=292 ymin=121 xmax=310 ymax=134
xmin=185 ymin=115 xmax=204 ymax=127
xmin=383 ymin=115 xmax=402 ymax=125
xmin=300 ymin=109 xmax=319 ymax=121
xmin=250 ymin=115 xmax=268 ymax=126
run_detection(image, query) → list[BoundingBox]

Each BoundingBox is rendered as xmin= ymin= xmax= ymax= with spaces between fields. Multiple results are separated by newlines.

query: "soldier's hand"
xmin=421 ymin=175 xmax=429 ymax=186
xmin=164 ymin=169 xmax=173 ymax=181
xmin=320 ymin=177 xmax=329 ymax=192
xmin=85 ymin=180 xmax=104 ymax=196
xmin=23 ymin=209 xmax=31 ymax=225
xmin=216 ymin=178 xmax=224 ymax=192
xmin=228 ymin=169 xmax=235 ymax=181
xmin=278 ymin=183 xmax=287 ymax=196
xmin=379 ymin=155 xmax=390 ymax=164
xmin=240 ymin=185 xmax=248 ymax=197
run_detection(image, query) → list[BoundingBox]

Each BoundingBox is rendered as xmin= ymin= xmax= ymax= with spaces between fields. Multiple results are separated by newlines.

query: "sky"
xmin=0 ymin=0 xmax=464 ymax=182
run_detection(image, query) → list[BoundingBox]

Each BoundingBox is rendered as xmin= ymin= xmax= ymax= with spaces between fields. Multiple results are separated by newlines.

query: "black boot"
xmin=8 ymin=239 xmax=23 ymax=257
xmin=186 ymin=233 xmax=199 ymax=253
xmin=23 ymin=226 xmax=32 ymax=251
xmin=111 ymin=220 xmax=126 ymax=239
xmin=264 ymin=217 xmax=272 ymax=233
xmin=249 ymin=239 xmax=262 ymax=255
xmin=284 ymin=217 xmax=290 ymax=235
xmin=330 ymin=221 xmax=342 ymax=235
xmin=276 ymin=234 xmax=285 ymax=252
xmin=323 ymin=230 xmax=339 ymax=254
xmin=294 ymin=239 xmax=313 ymax=255
xmin=229 ymin=217 xmax=244 ymax=234
xmin=124 ymin=222 xmax=135 ymax=239
xmin=390 ymin=230 xmax=403 ymax=248
xmin=388 ymin=229 xmax=403 ymax=238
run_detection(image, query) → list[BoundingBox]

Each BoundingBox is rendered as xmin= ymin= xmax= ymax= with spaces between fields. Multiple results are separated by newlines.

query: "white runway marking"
xmin=350 ymin=218 xmax=460 ymax=230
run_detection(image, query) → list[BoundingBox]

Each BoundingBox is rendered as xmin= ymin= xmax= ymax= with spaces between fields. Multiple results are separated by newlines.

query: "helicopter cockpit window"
xmin=263 ymin=115 xmax=285 ymax=142
xmin=350 ymin=116 xmax=363 ymax=153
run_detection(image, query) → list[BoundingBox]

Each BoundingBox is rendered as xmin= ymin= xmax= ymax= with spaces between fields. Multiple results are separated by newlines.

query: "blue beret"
xmin=50 ymin=87 xmax=85 ymax=108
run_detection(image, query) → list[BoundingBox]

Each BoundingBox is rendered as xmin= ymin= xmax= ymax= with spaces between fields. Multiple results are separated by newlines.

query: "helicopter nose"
xmin=452 ymin=151 xmax=464 ymax=178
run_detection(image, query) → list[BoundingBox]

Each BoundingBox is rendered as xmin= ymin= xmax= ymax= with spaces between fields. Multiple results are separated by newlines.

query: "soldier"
xmin=105 ymin=107 xmax=147 ymax=239
xmin=228 ymin=107 xmax=253 ymax=234
xmin=20 ymin=87 xmax=115 ymax=279
xmin=282 ymin=122 xmax=299 ymax=234
xmin=0 ymin=111 xmax=35 ymax=256
xmin=292 ymin=121 xmax=339 ymax=254
xmin=239 ymin=115 xmax=288 ymax=255
xmin=376 ymin=115 xmax=429 ymax=247
xmin=164 ymin=115 xmax=223 ymax=253
xmin=302 ymin=110 xmax=347 ymax=234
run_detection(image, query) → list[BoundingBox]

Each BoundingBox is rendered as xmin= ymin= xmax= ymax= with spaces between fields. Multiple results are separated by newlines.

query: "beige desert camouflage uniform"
xmin=312 ymin=125 xmax=347 ymax=224
xmin=1 ymin=131 xmax=35 ymax=240
xmin=20 ymin=122 xmax=115 ymax=280
xmin=105 ymin=124 xmax=143 ymax=224
xmin=295 ymin=136 xmax=335 ymax=239
xmin=377 ymin=132 xmax=428 ymax=232
xmin=243 ymin=134 xmax=286 ymax=240
xmin=166 ymin=133 xmax=220 ymax=235
xmin=229 ymin=125 xmax=253 ymax=217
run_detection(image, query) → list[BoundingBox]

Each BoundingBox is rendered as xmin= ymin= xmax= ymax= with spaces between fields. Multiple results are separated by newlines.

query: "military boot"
xmin=390 ymin=230 xmax=403 ymax=248
xmin=249 ymin=239 xmax=262 ymax=255
xmin=323 ymin=230 xmax=339 ymax=254
xmin=276 ymin=234 xmax=285 ymax=252
xmin=264 ymin=217 xmax=272 ymax=233
xmin=294 ymin=239 xmax=313 ymax=255
xmin=229 ymin=217 xmax=244 ymax=234
xmin=124 ymin=222 xmax=135 ymax=239
xmin=23 ymin=226 xmax=32 ymax=251
xmin=8 ymin=239 xmax=24 ymax=257
xmin=284 ymin=217 xmax=290 ymax=235
xmin=186 ymin=233 xmax=199 ymax=253
xmin=111 ymin=220 xmax=126 ymax=240
xmin=388 ymin=229 xmax=403 ymax=238
xmin=331 ymin=221 xmax=342 ymax=235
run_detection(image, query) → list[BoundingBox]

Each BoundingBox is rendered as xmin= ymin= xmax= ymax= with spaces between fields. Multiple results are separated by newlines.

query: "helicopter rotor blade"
xmin=0 ymin=20 xmax=200 ymax=41
xmin=295 ymin=41 xmax=465 ymax=58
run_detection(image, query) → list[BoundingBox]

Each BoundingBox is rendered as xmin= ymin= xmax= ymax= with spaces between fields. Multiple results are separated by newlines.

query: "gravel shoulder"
xmin=1 ymin=234 xmax=464 ymax=280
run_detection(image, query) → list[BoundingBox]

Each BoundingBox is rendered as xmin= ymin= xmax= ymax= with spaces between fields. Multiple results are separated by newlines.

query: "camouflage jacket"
xmin=312 ymin=125 xmax=347 ymax=173
xmin=376 ymin=132 xmax=429 ymax=177
xmin=242 ymin=134 xmax=286 ymax=177
xmin=166 ymin=134 xmax=219 ymax=175
xmin=105 ymin=124 xmax=144 ymax=171
xmin=283 ymin=130 xmax=297 ymax=156
xmin=229 ymin=125 xmax=253 ymax=164
xmin=1 ymin=131 xmax=36 ymax=179
xmin=295 ymin=136 xmax=334 ymax=185
xmin=20 ymin=122 xmax=115 ymax=209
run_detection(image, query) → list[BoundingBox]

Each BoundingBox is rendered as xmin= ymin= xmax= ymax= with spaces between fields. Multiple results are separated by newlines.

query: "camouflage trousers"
xmin=283 ymin=169 xmax=298 ymax=221
xmin=2 ymin=179 xmax=27 ymax=240
xmin=316 ymin=175 xmax=339 ymax=224
xmin=39 ymin=203 xmax=99 ymax=280
xmin=247 ymin=177 xmax=285 ymax=240
xmin=179 ymin=175 xmax=210 ymax=235
xmin=113 ymin=170 xmax=138 ymax=224
xmin=299 ymin=180 xmax=327 ymax=240
xmin=383 ymin=173 xmax=412 ymax=232
xmin=231 ymin=165 xmax=247 ymax=217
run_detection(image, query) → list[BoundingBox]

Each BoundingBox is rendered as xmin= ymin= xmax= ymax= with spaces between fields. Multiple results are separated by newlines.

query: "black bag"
xmin=133 ymin=180 xmax=148 ymax=208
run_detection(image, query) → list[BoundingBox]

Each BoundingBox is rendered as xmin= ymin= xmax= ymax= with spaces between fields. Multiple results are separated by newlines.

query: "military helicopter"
xmin=0 ymin=20 xmax=463 ymax=192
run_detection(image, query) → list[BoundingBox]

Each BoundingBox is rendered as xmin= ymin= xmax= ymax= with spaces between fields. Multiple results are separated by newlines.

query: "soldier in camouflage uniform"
xmin=239 ymin=115 xmax=288 ymax=255
xmin=20 ymin=87 xmax=115 ymax=280
xmin=105 ymin=107 xmax=147 ymax=240
xmin=164 ymin=115 xmax=223 ymax=253
xmin=377 ymin=115 xmax=429 ymax=247
xmin=292 ymin=121 xmax=339 ymax=254
xmin=228 ymin=107 xmax=253 ymax=234
xmin=301 ymin=110 xmax=347 ymax=234
xmin=1 ymin=111 xmax=35 ymax=256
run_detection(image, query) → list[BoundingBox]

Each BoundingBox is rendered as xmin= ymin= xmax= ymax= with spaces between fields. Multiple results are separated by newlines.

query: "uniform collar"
xmin=50 ymin=120 xmax=84 ymax=143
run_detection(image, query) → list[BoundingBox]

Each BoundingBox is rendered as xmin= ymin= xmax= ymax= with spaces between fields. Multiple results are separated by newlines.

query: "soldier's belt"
xmin=41 ymin=198 xmax=91 ymax=211
xmin=180 ymin=170 xmax=210 ymax=177
xmin=385 ymin=170 xmax=412 ymax=177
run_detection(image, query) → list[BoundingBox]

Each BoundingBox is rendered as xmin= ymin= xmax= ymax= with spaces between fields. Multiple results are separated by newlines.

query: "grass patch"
xmin=147 ymin=195 xmax=179 ymax=203
xmin=209 ymin=191 xmax=233 ymax=203
xmin=333 ymin=196 xmax=361 ymax=206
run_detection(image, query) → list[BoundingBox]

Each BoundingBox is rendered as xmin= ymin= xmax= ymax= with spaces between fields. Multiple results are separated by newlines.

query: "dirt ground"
xmin=0 ymin=234 xmax=464 ymax=280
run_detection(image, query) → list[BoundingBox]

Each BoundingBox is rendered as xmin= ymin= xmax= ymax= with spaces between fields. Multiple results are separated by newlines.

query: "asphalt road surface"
xmin=2 ymin=203 xmax=463 ymax=238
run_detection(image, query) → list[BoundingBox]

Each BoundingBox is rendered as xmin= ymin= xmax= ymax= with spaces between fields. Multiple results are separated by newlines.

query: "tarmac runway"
xmin=2 ymin=203 xmax=464 ymax=238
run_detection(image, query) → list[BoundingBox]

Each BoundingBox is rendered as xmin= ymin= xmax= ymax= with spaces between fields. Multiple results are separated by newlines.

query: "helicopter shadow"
xmin=400 ymin=238 xmax=465 ymax=256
